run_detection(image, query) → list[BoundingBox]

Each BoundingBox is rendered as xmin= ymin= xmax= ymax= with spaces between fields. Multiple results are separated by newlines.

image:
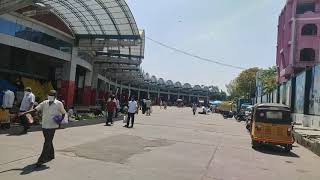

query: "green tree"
xmin=226 ymin=80 xmax=239 ymax=99
xmin=226 ymin=67 xmax=259 ymax=99
xmin=258 ymin=66 xmax=277 ymax=94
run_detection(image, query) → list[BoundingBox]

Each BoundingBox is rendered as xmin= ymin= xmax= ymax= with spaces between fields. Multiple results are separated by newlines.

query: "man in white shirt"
xmin=19 ymin=87 xmax=35 ymax=134
xmin=1 ymin=88 xmax=15 ymax=129
xmin=125 ymin=97 xmax=138 ymax=128
xmin=115 ymin=98 xmax=120 ymax=118
xmin=21 ymin=90 xmax=66 ymax=168
xmin=2 ymin=88 xmax=15 ymax=109
xmin=145 ymin=98 xmax=152 ymax=116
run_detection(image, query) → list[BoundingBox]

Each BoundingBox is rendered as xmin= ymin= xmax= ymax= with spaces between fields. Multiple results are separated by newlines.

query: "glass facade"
xmin=0 ymin=18 xmax=72 ymax=53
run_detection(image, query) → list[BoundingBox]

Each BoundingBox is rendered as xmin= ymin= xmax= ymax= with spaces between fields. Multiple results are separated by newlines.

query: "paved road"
xmin=0 ymin=107 xmax=320 ymax=180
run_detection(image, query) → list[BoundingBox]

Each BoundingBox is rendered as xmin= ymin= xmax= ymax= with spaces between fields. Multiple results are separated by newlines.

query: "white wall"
xmin=292 ymin=113 xmax=320 ymax=128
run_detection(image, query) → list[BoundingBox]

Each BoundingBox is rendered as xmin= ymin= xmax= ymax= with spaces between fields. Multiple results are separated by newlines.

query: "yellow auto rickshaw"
xmin=250 ymin=103 xmax=294 ymax=152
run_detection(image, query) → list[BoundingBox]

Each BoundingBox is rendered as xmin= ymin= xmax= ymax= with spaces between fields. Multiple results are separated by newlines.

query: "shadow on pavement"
xmin=254 ymin=144 xmax=300 ymax=158
xmin=0 ymin=164 xmax=49 ymax=175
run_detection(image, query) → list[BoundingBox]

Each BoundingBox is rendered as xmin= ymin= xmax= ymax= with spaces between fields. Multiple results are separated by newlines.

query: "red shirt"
xmin=106 ymin=100 xmax=116 ymax=112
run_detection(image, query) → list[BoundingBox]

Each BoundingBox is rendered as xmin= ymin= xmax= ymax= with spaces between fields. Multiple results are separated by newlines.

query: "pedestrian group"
xmin=1 ymin=86 xmax=160 ymax=169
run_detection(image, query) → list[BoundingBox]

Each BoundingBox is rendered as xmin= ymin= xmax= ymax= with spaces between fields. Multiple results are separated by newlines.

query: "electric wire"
xmin=146 ymin=36 xmax=246 ymax=70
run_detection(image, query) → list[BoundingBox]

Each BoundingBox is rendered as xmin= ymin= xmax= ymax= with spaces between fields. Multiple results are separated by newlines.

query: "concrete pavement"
xmin=0 ymin=107 xmax=320 ymax=180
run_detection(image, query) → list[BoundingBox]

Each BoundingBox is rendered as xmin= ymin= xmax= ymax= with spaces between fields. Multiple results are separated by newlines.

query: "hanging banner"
xmin=309 ymin=65 xmax=320 ymax=115
xmin=295 ymin=72 xmax=306 ymax=114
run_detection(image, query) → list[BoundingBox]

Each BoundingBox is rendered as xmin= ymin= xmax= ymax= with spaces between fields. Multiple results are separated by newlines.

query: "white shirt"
xmin=20 ymin=92 xmax=35 ymax=111
xmin=145 ymin=100 xmax=152 ymax=108
xmin=116 ymin=99 xmax=120 ymax=109
xmin=128 ymin=100 xmax=137 ymax=113
xmin=35 ymin=99 xmax=66 ymax=129
xmin=2 ymin=90 xmax=15 ymax=108
xmin=192 ymin=104 xmax=197 ymax=110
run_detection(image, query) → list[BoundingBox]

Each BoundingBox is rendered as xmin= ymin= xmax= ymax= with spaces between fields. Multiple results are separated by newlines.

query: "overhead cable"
xmin=146 ymin=36 xmax=246 ymax=70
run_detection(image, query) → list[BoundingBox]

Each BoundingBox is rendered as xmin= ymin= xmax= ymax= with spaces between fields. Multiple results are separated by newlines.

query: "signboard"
xmin=309 ymin=65 xmax=320 ymax=115
xmin=295 ymin=72 xmax=306 ymax=114
xmin=256 ymin=71 xmax=263 ymax=97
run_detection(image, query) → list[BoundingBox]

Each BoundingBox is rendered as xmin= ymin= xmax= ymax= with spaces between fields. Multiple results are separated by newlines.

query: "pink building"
xmin=277 ymin=0 xmax=320 ymax=83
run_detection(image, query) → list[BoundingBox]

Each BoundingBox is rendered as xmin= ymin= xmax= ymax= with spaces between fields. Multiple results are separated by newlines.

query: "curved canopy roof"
xmin=209 ymin=86 xmax=220 ymax=93
xmin=202 ymin=86 xmax=210 ymax=91
xmin=166 ymin=80 xmax=174 ymax=87
xmin=193 ymin=85 xmax=202 ymax=91
xmin=38 ymin=0 xmax=140 ymax=39
xmin=158 ymin=78 xmax=165 ymax=85
xmin=143 ymin=73 xmax=150 ymax=81
xmin=183 ymin=83 xmax=192 ymax=89
xmin=174 ymin=82 xmax=182 ymax=88
xmin=150 ymin=75 xmax=157 ymax=83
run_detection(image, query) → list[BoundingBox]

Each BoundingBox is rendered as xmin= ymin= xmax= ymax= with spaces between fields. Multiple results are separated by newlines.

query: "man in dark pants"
xmin=39 ymin=129 xmax=56 ymax=163
xmin=125 ymin=97 xmax=137 ymax=128
xmin=106 ymin=95 xmax=116 ymax=126
xmin=20 ymin=90 xmax=66 ymax=168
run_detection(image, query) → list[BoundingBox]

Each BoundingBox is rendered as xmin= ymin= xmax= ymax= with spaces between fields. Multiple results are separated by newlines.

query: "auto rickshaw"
xmin=217 ymin=101 xmax=235 ymax=119
xmin=250 ymin=103 xmax=294 ymax=152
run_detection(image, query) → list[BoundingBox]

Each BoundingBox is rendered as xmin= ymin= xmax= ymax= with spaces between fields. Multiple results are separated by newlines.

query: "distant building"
xmin=277 ymin=0 xmax=320 ymax=83
xmin=0 ymin=1 xmax=214 ymax=108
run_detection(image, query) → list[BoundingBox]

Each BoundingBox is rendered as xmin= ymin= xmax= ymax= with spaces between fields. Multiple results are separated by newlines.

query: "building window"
xmin=0 ymin=18 xmax=72 ymax=54
xmin=302 ymin=24 xmax=317 ymax=35
xmin=300 ymin=48 xmax=315 ymax=61
xmin=296 ymin=2 xmax=316 ymax=14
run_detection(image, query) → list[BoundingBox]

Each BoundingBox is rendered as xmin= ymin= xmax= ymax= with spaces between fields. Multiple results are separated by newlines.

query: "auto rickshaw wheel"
xmin=251 ymin=140 xmax=260 ymax=149
xmin=284 ymin=144 xmax=292 ymax=153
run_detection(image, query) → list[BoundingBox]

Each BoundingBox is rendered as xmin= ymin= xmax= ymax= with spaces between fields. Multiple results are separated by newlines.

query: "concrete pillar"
xmin=138 ymin=88 xmax=141 ymax=100
xmin=90 ymin=64 xmax=99 ymax=106
xmin=108 ymin=79 xmax=111 ymax=92
xmin=115 ymin=80 xmax=118 ymax=95
xmin=147 ymin=87 xmax=150 ymax=99
xmin=59 ymin=48 xmax=77 ymax=108
xmin=120 ymin=83 xmax=123 ymax=95
xmin=82 ymin=70 xmax=93 ymax=106
xmin=157 ymin=89 xmax=160 ymax=104
xmin=128 ymin=84 xmax=131 ymax=98
xmin=168 ymin=91 xmax=170 ymax=101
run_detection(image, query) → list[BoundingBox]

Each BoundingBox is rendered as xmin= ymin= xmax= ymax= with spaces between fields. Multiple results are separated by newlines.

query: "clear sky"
xmin=126 ymin=0 xmax=287 ymax=91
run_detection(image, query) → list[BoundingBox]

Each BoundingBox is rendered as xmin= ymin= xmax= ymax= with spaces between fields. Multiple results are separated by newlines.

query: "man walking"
xmin=125 ymin=97 xmax=137 ymax=128
xmin=19 ymin=87 xmax=35 ymax=134
xmin=192 ymin=102 xmax=197 ymax=115
xmin=106 ymin=95 xmax=116 ymax=126
xmin=145 ymin=98 xmax=152 ymax=116
xmin=20 ymin=90 xmax=66 ymax=168
xmin=1 ymin=87 xmax=15 ymax=129
xmin=159 ymin=100 xmax=163 ymax=109
xmin=115 ymin=97 xmax=120 ymax=118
